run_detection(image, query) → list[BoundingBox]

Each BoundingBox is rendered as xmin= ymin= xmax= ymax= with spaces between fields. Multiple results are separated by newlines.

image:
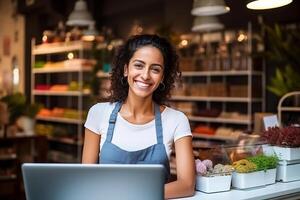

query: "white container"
xmin=232 ymin=171 xmax=265 ymax=189
xmin=262 ymin=144 xmax=276 ymax=156
xmin=276 ymin=161 xmax=300 ymax=182
xmin=273 ymin=146 xmax=300 ymax=161
xmin=195 ymin=174 xmax=232 ymax=193
xmin=265 ymin=168 xmax=276 ymax=185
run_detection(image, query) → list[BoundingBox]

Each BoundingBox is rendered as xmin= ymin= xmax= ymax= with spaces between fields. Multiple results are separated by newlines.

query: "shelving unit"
xmin=171 ymin=24 xmax=265 ymax=140
xmin=31 ymin=40 xmax=94 ymax=162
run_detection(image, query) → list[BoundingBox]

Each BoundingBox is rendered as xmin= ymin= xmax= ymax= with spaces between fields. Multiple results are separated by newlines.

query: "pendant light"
xmin=246 ymin=0 xmax=293 ymax=10
xmin=191 ymin=0 xmax=230 ymax=16
xmin=66 ymin=0 xmax=94 ymax=26
xmin=82 ymin=22 xmax=99 ymax=41
xmin=192 ymin=16 xmax=224 ymax=32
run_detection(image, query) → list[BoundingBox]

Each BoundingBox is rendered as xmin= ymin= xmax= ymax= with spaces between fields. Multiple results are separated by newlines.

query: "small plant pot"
xmin=273 ymin=146 xmax=300 ymax=161
xmin=195 ymin=174 xmax=232 ymax=193
xmin=265 ymin=168 xmax=276 ymax=185
xmin=232 ymin=171 xmax=265 ymax=189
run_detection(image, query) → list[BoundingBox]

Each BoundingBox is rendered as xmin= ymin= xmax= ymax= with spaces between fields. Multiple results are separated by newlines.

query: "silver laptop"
xmin=22 ymin=163 xmax=165 ymax=200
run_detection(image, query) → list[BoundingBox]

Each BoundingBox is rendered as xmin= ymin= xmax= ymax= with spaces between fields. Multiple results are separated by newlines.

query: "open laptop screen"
xmin=22 ymin=163 xmax=164 ymax=200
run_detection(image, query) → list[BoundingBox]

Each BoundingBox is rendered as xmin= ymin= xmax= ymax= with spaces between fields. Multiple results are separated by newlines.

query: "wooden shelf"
xmin=0 ymin=174 xmax=17 ymax=181
xmin=36 ymin=116 xmax=84 ymax=124
xmin=48 ymin=150 xmax=78 ymax=163
xmin=33 ymin=66 xmax=92 ymax=73
xmin=47 ymin=136 xmax=83 ymax=146
xmin=32 ymin=41 xmax=92 ymax=55
xmin=280 ymin=107 xmax=300 ymax=112
xmin=181 ymin=70 xmax=263 ymax=77
xmin=188 ymin=115 xmax=251 ymax=124
xmin=171 ymin=95 xmax=262 ymax=102
xmin=0 ymin=154 xmax=17 ymax=161
xmin=33 ymin=90 xmax=90 ymax=96
xmin=96 ymin=71 xmax=110 ymax=78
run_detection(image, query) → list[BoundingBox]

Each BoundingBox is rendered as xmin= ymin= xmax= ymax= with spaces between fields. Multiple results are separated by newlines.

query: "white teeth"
xmin=135 ymin=81 xmax=150 ymax=88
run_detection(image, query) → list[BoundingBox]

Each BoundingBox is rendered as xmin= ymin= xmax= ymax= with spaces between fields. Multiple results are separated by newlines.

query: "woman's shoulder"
xmin=89 ymin=102 xmax=117 ymax=112
xmin=163 ymin=106 xmax=188 ymax=119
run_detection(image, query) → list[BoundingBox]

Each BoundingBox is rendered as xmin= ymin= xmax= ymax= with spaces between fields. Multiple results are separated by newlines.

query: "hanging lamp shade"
xmin=192 ymin=16 xmax=224 ymax=32
xmin=66 ymin=0 xmax=94 ymax=26
xmin=246 ymin=0 xmax=293 ymax=10
xmin=191 ymin=0 xmax=230 ymax=16
xmin=82 ymin=22 xmax=99 ymax=41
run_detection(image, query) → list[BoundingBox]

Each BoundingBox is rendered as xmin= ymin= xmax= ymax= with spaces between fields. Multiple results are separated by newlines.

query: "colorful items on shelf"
xmin=193 ymin=126 xmax=241 ymax=139
xmin=193 ymin=126 xmax=215 ymax=135
xmin=35 ymin=82 xmax=90 ymax=92
xmin=172 ymin=82 xmax=250 ymax=98
xmin=35 ymin=124 xmax=70 ymax=138
xmin=37 ymin=108 xmax=87 ymax=120
xmin=35 ymin=124 xmax=54 ymax=136
xmin=33 ymin=59 xmax=95 ymax=69
xmin=35 ymin=85 xmax=51 ymax=90
xmin=50 ymin=85 xmax=69 ymax=91
xmin=195 ymin=108 xmax=221 ymax=118
xmin=34 ymin=61 xmax=46 ymax=68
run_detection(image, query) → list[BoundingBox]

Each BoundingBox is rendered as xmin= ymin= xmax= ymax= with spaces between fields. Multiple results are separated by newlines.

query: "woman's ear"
xmin=123 ymin=64 xmax=128 ymax=76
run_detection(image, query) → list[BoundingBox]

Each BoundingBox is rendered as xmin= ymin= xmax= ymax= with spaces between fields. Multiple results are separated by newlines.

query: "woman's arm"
xmin=165 ymin=136 xmax=195 ymax=199
xmin=82 ymin=128 xmax=101 ymax=164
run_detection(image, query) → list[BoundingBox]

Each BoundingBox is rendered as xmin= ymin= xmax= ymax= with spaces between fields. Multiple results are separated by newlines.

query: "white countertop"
xmin=177 ymin=181 xmax=300 ymax=200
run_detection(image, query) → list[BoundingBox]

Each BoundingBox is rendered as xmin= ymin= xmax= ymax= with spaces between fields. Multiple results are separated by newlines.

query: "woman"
xmin=82 ymin=34 xmax=195 ymax=199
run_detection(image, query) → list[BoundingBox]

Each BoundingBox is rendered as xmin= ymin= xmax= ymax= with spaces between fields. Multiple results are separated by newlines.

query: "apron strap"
xmin=107 ymin=102 xmax=122 ymax=142
xmin=154 ymin=104 xmax=163 ymax=144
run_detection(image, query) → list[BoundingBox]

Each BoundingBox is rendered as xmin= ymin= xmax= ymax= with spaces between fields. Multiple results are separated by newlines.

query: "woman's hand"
xmin=165 ymin=136 xmax=195 ymax=199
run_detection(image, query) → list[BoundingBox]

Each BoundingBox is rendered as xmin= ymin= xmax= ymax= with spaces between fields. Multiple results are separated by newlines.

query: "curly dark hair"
xmin=108 ymin=34 xmax=181 ymax=105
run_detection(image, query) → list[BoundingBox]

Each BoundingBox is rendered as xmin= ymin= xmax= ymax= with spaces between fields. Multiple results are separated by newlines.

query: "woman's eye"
xmin=152 ymin=67 xmax=161 ymax=73
xmin=134 ymin=64 xmax=143 ymax=69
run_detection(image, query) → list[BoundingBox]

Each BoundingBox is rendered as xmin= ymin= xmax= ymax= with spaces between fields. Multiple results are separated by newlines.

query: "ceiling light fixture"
xmin=191 ymin=16 xmax=224 ymax=32
xmin=246 ymin=0 xmax=293 ymax=10
xmin=66 ymin=0 xmax=94 ymax=26
xmin=82 ymin=22 xmax=99 ymax=41
xmin=191 ymin=0 xmax=230 ymax=16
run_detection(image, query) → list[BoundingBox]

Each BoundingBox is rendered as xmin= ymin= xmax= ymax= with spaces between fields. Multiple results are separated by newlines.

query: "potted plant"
xmin=231 ymin=158 xmax=265 ymax=189
xmin=247 ymin=154 xmax=278 ymax=185
xmin=195 ymin=159 xmax=233 ymax=193
xmin=263 ymin=24 xmax=300 ymax=97
xmin=262 ymin=126 xmax=300 ymax=160
xmin=0 ymin=93 xmax=41 ymax=136
xmin=262 ymin=126 xmax=300 ymax=182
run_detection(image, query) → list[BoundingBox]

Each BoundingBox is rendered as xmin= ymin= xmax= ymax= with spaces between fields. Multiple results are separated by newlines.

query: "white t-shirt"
xmin=84 ymin=102 xmax=192 ymax=159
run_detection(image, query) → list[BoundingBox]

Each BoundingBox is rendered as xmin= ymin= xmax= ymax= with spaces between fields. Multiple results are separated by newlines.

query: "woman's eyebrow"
xmin=132 ymin=59 xmax=145 ymax=64
xmin=132 ymin=59 xmax=163 ymax=68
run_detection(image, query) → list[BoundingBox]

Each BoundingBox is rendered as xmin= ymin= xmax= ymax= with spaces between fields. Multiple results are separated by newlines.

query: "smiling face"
xmin=124 ymin=45 xmax=164 ymax=100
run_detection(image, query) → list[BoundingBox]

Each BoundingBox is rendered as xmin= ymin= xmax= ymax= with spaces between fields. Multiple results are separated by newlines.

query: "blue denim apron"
xmin=99 ymin=102 xmax=170 ymax=182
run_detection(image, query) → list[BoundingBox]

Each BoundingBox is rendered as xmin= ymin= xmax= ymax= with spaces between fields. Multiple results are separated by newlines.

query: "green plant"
xmin=0 ymin=93 xmax=41 ymax=124
xmin=263 ymin=24 xmax=300 ymax=96
xmin=267 ymin=65 xmax=300 ymax=96
xmin=247 ymin=154 xmax=278 ymax=171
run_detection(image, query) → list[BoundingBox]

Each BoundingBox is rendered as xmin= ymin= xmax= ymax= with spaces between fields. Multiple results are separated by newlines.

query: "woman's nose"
xmin=141 ymin=68 xmax=150 ymax=80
